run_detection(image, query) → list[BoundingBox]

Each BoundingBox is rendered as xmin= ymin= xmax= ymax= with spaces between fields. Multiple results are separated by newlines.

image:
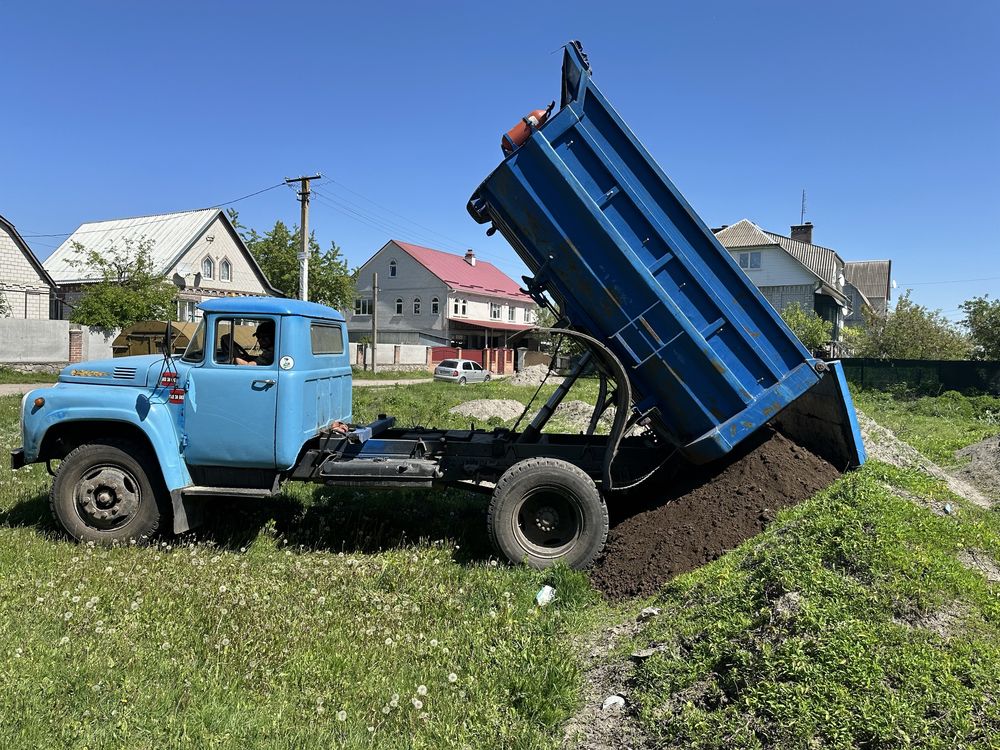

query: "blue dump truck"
xmin=12 ymin=43 xmax=863 ymax=569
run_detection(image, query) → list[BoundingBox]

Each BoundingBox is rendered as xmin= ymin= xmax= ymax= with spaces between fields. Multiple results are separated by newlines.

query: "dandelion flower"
xmin=219 ymin=585 xmax=227 ymax=593
xmin=63 ymin=612 xmax=72 ymax=620
xmin=411 ymin=698 xmax=423 ymax=710
xmin=430 ymin=639 xmax=438 ymax=647
xmin=381 ymin=705 xmax=390 ymax=715
xmin=336 ymin=710 xmax=347 ymax=722
xmin=416 ymin=685 xmax=427 ymax=696
xmin=448 ymin=673 xmax=458 ymax=683
xmin=59 ymin=636 xmax=69 ymax=645
xmin=71 ymin=595 xmax=81 ymax=603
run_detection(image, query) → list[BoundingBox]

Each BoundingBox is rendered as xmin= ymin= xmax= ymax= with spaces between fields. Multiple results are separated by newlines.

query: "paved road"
xmin=0 ymin=379 xmax=434 ymax=397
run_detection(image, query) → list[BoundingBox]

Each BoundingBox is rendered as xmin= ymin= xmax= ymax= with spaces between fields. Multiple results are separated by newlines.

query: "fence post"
xmin=68 ymin=326 xmax=83 ymax=364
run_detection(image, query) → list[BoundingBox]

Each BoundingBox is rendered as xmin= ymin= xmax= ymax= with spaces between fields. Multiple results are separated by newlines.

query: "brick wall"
xmin=0 ymin=226 xmax=52 ymax=319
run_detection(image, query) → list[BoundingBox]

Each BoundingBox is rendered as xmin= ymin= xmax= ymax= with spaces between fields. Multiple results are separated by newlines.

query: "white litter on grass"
xmin=535 ymin=585 xmax=556 ymax=606
xmin=601 ymin=695 xmax=626 ymax=712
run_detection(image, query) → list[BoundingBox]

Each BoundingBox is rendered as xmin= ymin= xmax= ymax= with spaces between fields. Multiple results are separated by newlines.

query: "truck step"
xmin=180 ymin=486 xmax=276 ymax=499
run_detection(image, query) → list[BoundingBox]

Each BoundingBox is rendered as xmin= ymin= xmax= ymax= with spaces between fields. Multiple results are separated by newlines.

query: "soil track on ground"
xmin=590 ymin=430 xmax=840 ymax=600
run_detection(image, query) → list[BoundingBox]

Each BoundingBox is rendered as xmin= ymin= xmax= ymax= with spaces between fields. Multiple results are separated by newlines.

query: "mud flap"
xmin=773 ymin=361 xmax=866 ymax=470
xmin=170 ymin=489 xmax=204 ymax=534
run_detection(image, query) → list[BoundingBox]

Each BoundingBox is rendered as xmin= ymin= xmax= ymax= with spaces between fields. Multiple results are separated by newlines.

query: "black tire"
xmin=50 ymin=439 xmax=168 ymax=544
xmin=488 ymin=457 xmax=608 ymax=570
xmin=458 ymin=376 xmax=467 ymax=386
xmin=484 ymin=374 xmax=491 ymax=382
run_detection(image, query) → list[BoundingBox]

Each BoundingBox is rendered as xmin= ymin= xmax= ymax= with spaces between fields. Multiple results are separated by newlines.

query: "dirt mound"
xmin=508 ymin=365 xmax=564 ymax=387
xmin=589 ymin=431 xmax=840 ymax=600
xmin=856 ymin=412 xmax=992 ymax=508
xmin=448 ymin=399 xmax=526 ymax=422
xmin=953 ymin=435 xmax=1000 ymax=501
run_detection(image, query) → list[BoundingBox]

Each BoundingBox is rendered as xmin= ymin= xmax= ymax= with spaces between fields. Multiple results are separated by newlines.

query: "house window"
xmin=739 ymin=251 xmax=761 ymax=270
xmin=413 ymin=297 xmax=421 ymax=315
xmin=431 ymin=297 xmax=439 ymax=314
xmin=490 ymin=302 xmax=501 ymax=320
xmin=452 ymin=298 xmax=467 ymax=316
xmin=508 ymin=306 xmax=515 ymax=322
xmin=389 ymin=259 xmax=397 ymax=277
xmin=354 ymin=298 xmax=372 ymax=315
xmin=395 ymin=298 xmax=403 ymax=315
xmin=220 ymin=259 xmax=232 ymax=282
xmin=201 ymin=256 xmax=214 ymax=279
xmin=177 ymin=299 xmax=198 ymax=322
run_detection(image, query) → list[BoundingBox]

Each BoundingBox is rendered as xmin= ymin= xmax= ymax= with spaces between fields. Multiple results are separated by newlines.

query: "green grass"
xmin=4 ymin=383 xmax=1000 ymax=748
xmin=352 ymin=378 xmax=604 ymax=433
xmin=0 ymin=367 xmax=58 ymax=384
xmin=627 ymin=462 xmax=1000 ymax=748
xmin=853 ymin=389 xmax=1000 ymax=465
xmin=0 ymin=394 xmax=611 ymax=749
xmin=350 ymin=368 xmax=432 ymax=380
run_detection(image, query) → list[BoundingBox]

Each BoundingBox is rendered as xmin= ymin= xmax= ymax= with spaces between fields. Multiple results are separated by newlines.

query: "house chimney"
xmin=464 ymin=248 xmax=476 ymax=267
xmin=790 ymin=222 xmax=813 ymax=244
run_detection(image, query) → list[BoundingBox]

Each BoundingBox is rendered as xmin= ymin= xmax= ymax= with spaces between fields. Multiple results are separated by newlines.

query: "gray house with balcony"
xmin=347 ymin=240 xmax=535 ymax=347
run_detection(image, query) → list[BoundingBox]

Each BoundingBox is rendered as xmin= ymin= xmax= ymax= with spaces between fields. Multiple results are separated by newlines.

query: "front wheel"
xmin=50 ymin=440 xmax=168 ymax=544
xmin=487 ymin=458 xmax=608 ymax=570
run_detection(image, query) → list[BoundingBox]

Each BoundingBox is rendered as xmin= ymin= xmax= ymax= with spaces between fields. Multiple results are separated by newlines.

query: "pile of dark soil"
xmin=590 ymin=430 xmax=841 ymax=600
xmin=953 ymin=435 xmax=1000 ymax=501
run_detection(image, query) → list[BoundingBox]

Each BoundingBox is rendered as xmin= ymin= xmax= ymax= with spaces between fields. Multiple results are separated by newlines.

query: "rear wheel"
xmin=458 ymin=376 xmax=467 ymax=386
xmin=50 ymin=440 xmax=167 ymax=544
xmin=484 ymin=374 xmax=491 ymax=382
xmin=488 ymin=457 xmax=608 ymax=569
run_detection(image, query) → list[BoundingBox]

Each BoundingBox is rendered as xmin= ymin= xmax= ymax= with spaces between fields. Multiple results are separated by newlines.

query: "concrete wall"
xmin=1 ymin=224 xmax=52 ymax=319
xmin=0 ymin=319 xmax=118 ymax=371
xmin=352 ymin=342 xmax=429 ymax=370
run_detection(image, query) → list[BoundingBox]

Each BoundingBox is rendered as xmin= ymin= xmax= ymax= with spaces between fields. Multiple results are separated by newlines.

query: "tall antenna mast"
xmin=800 ymin=189 xmax=807 ymax=225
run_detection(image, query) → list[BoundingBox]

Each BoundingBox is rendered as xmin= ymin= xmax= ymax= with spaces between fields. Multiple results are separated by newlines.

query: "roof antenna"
xmin=800 ymin=189 xmax=807 ymax=225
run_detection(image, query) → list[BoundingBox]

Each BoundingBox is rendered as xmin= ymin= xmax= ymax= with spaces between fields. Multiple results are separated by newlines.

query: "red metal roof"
xmin=392 ymin=241 xmax=530 ymax=302
xmin=451 ymin=319 xmax=533 ymax=331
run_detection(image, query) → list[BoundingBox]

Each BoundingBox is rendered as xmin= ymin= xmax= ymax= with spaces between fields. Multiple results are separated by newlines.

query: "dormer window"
xmin=389 ymin=259 xmax=397 ymax=278
xmin=431 ymin=297 xmax=439 ymax=314
xmin=413 ymin=297 xmax=421 ymax=315
xmin=220 ymin=258 xmax=232 ymax=282
xmin=739 ymin=251 xmax=761 ymax=270
xmin=202 ymin=256 xmax=214 ymax=279
xmin=395 ymin=298 xmax=403 ymax=315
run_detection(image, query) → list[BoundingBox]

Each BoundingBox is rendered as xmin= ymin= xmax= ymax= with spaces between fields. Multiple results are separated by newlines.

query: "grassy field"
xmin=350 ymin=368 xmax=433 ymax=381
xmin=3 ymin=383 xmax=999 ymax=748
xmin=853 ymin=389 xmax=1000 ymax=465
xmin=0 ymin=367 xmax=58 ymax=384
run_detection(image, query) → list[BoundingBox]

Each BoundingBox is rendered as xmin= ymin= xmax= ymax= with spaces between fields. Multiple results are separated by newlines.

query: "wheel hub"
xmin=76 ymin=467 xmax=139 ymax=529
xmin=535 ymin=507 xmax=560 ymax=533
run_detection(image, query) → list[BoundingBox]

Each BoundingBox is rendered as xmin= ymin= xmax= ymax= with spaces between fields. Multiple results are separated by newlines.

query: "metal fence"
xmin=837 ymin=358 xmax=1000 ymax=395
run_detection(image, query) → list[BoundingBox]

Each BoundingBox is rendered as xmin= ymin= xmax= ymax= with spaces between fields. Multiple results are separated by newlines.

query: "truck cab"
xmin=12 ymin=297 xmax=352 ymax=542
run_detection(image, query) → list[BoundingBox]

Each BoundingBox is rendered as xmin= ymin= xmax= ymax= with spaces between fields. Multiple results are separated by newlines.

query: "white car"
xmin=434 ymin=358 xmax=492 ymax=385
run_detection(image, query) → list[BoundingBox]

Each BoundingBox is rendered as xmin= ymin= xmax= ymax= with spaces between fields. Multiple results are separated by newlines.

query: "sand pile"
xmin=507 ymin=365 xmax=564 ymax=387
xmin=448 ymin=399 xmax=526 ymax=422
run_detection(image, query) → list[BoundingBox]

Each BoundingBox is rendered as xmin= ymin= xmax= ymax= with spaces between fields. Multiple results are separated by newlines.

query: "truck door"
xmin=183 ymin=316 xmax=279 ymax=468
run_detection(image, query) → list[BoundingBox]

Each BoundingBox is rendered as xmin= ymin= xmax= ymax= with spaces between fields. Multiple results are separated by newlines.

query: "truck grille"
xmin=113 ymin=367 xmax=137 ymax=380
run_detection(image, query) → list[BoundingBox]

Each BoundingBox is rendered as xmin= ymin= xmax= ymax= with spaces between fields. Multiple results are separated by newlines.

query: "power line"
xmin=898 ymin=275 xmax=1000 ymax=287
xmin=21 ymin=180 xmax=289 ymax=239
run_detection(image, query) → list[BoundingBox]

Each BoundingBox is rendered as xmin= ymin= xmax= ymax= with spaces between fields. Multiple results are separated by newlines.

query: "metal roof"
xmin=43 ymin=209 xmax=221 ymax=283
xmin=390 ymin=241 xmax=531 ymax=302
xmin=712 ymin=219 xmax=774 ymax=248
xmin=845 ymin=260 xmax=892 ymax=301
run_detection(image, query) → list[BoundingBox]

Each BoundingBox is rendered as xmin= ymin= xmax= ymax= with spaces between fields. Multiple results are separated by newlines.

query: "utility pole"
xmin=371 ymin=272 xmax=378 ymax=373
xmin=285 ymin=173 xmax=322 ymax=301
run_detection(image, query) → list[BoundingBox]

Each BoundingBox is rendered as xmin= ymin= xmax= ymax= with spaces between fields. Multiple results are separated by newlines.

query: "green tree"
xmin=232 ymin=211 xmax=354 ymax=311
xmin=780 ymin=302 xmax=832 ymax=352
xmin=855 ymin=290 xmax=970 ymax=360
xmin=68 ymin=238 xmax=177 ymax=329
xmin=959 ymin=295 xmax=1000 ymax=360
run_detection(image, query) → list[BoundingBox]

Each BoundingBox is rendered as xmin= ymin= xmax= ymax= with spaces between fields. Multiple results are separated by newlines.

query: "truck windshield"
xmin=182 ymin=320 xmax=206 ymax=363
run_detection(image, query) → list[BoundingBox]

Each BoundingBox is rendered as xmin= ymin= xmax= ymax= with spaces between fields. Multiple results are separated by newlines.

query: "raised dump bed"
xmin=470 ymin=42 xmax=864 ymax=468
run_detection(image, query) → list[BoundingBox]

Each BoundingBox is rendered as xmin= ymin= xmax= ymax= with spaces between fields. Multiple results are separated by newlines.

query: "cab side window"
xmin=213 ymin=318 xmax=276 ymax=367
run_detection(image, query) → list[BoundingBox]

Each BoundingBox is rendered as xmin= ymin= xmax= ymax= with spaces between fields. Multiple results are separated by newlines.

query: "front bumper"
xmin=10 ymin=448 xmax=25 ymax=470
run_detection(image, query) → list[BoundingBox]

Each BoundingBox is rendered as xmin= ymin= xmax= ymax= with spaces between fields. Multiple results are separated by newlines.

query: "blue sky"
xmin=3 ymin=1 xmax=997 ymax=320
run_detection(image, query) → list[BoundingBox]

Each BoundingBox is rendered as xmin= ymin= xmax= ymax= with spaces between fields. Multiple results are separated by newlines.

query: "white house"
xmin=43 ymin=208 xmax=280 ymax=320
xmin=714 ymin=219 xmax=890 ymax=341
xmin=0 ymin=214 xmax=56 ymax=319
xmin=348 ymin=240 xmax=535 ymax=347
